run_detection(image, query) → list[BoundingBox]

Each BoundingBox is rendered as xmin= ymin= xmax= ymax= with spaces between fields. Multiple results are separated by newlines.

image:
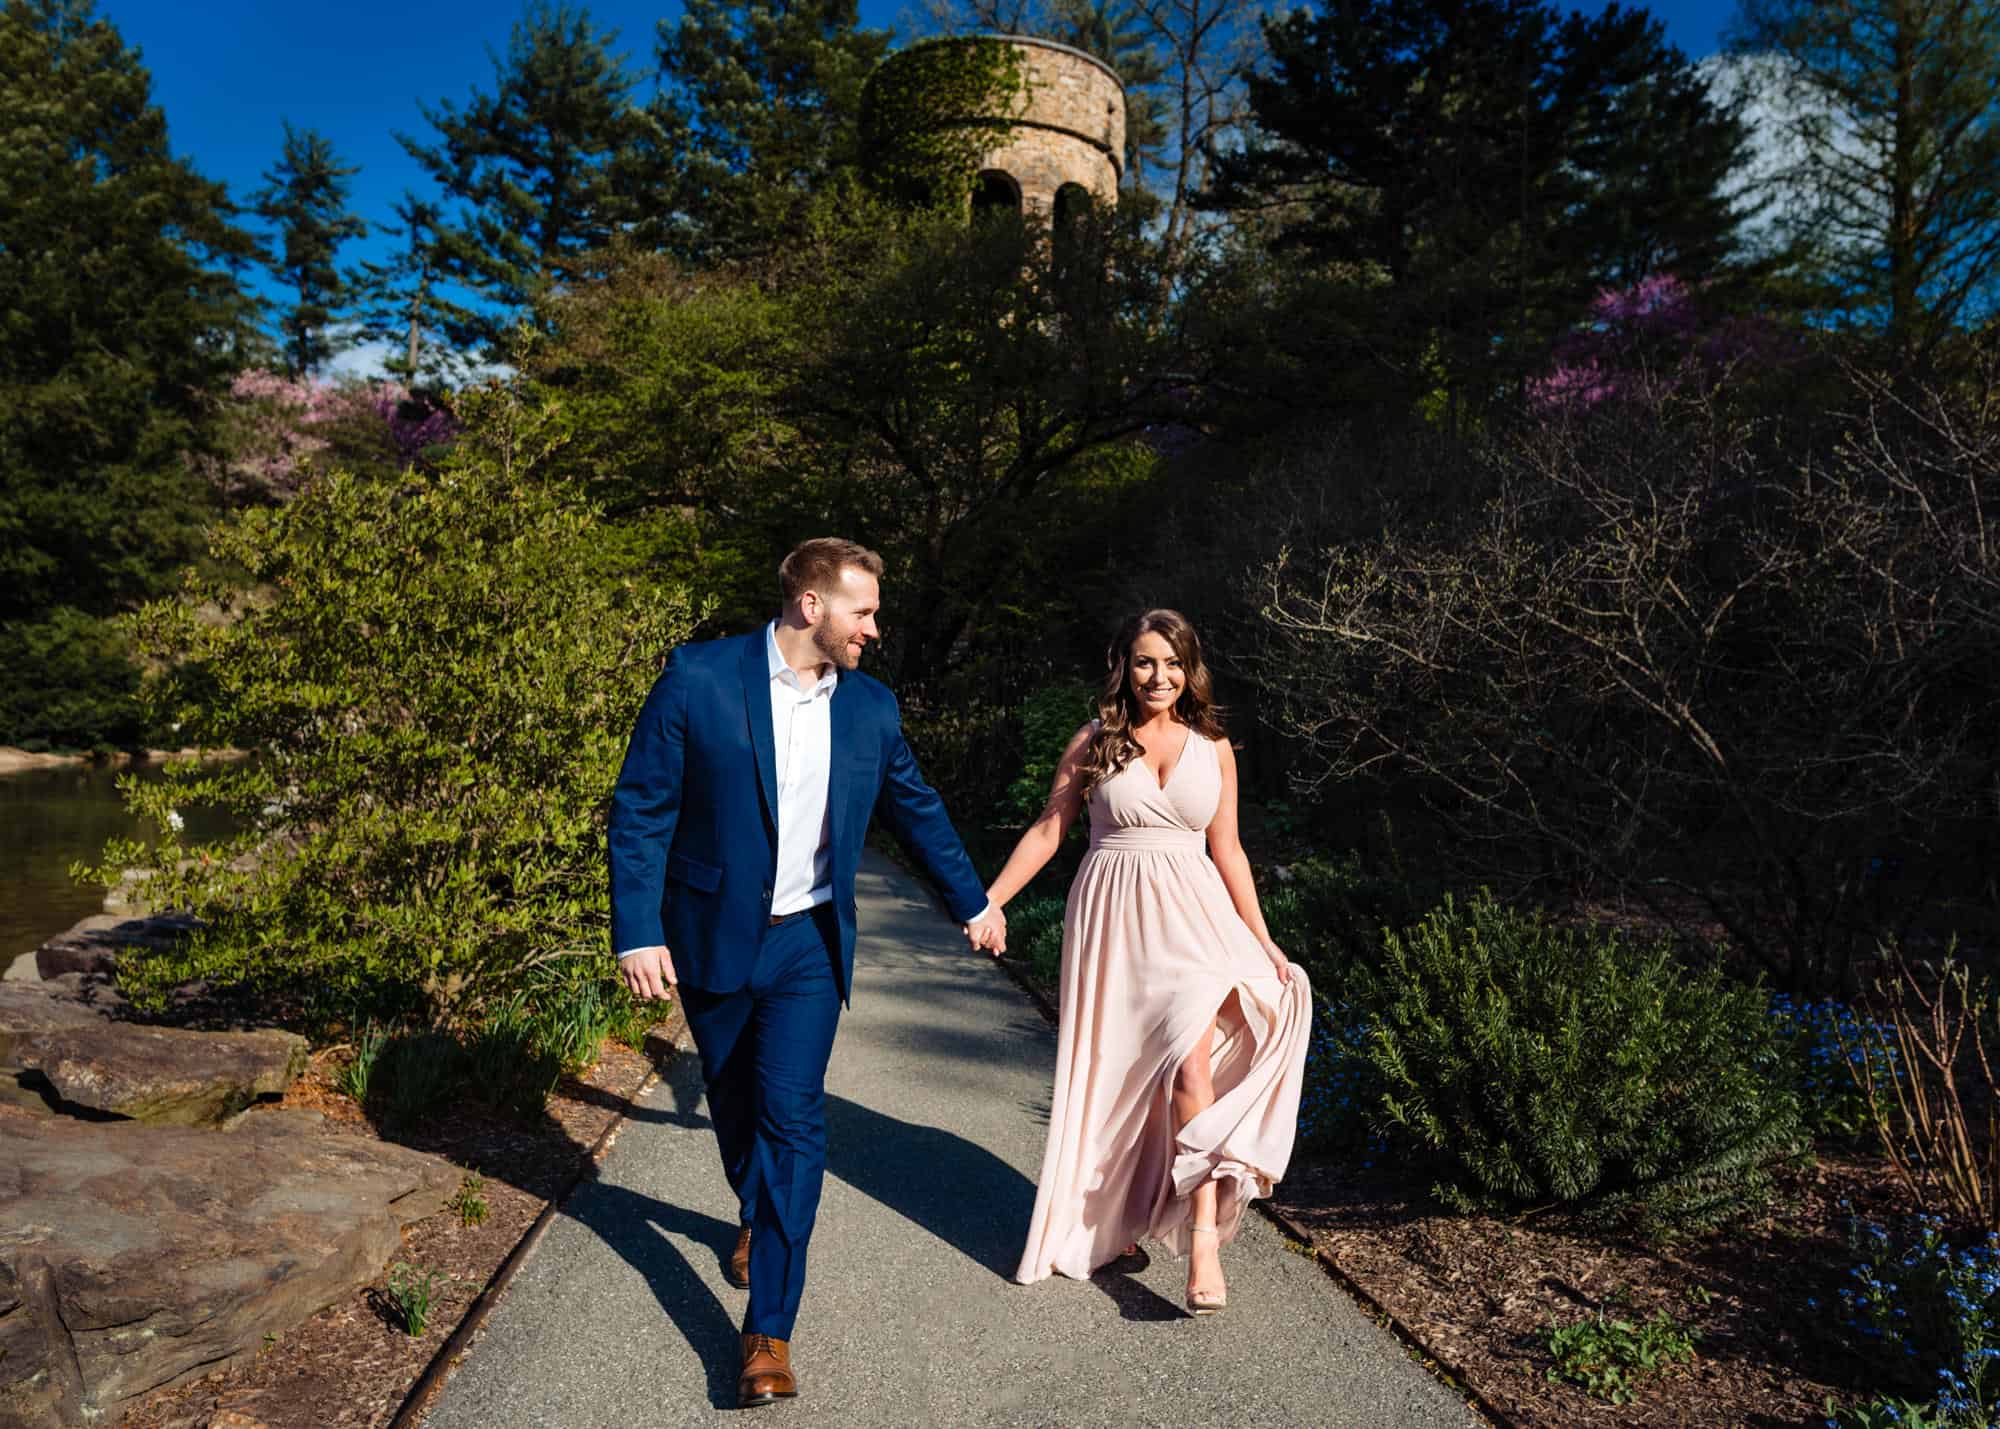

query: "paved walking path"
xmin=425 ymin=852 xmax=1478 ymax=1428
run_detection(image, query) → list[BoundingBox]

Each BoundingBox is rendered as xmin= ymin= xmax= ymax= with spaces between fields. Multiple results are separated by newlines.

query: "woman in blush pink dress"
xmin=983 ymin=609 xmax=1311 ymax=1314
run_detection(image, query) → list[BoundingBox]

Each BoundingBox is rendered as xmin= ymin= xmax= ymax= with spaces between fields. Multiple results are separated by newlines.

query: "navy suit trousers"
xmin=678 ymin=906 xmax=842 ymax=1340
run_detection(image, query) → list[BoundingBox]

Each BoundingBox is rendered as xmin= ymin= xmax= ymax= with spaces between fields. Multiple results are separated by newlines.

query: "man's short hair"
xmin=779 ymin=538 xmax=884 ymax=605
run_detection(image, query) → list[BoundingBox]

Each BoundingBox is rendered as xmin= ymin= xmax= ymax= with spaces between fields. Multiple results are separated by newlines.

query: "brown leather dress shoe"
xmin=738 ymin=1333 xmax=797 ymax=1407
xmin=726 ymin=1227 xmax=752 ymax=1288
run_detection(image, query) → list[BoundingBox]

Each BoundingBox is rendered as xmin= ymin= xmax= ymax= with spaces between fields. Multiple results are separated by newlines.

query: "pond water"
xmin=0 ymin=763 xmax=236 ymax=965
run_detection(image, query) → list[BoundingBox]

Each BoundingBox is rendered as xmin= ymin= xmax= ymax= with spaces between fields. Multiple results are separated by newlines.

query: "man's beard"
xmin=812 ymin=620 xmax=858 ymax=670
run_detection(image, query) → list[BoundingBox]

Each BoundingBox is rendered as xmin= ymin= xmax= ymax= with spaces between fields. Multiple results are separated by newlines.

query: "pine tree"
xmin=1729 ymin=0 xmax=2000 ymax=367
xmin=1205 ymin=0 xmax=1750 ymax=419
xmin=254 ymin=122 xmax=367 ymax=377
xmin=657 ymin=0 xmax=890 ymax=262
xmin=399 ymin=2 xmax=666 ymax=354
xmin=0 ymin=0 xmax=259 ymax=744
xmin=353 ymin=193 xmax=478 ymax=386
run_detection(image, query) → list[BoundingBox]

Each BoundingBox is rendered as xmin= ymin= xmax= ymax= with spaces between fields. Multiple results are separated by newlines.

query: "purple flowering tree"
xmin=207 ymin=370 xmax=460 ymax=501
xmin=1529 ymin=275 xmax=1795 ymax=412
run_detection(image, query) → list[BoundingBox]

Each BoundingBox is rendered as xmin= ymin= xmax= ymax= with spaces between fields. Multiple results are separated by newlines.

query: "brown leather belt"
xmin=767 ymin=908 xmax=813 ymax=928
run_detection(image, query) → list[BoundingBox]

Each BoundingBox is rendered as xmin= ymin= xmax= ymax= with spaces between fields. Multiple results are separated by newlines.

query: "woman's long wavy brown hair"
xmin=1075 ymin=609 xmax=1228 ymax=798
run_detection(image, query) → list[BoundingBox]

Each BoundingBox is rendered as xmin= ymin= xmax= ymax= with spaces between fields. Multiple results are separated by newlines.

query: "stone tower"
xmin=866 ymin=35 xmax=1126 ymax=220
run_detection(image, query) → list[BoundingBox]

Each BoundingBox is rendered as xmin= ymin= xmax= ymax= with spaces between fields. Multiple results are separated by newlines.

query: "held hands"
xmin=619 ymin=945 xmax=679 ymax=1001
xmin=964 ymin=905 xmax=1007 ymax=957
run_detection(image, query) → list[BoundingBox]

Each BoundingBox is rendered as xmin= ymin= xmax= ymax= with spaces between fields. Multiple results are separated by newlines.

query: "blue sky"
xmin=102 ymin=0 xmax=1742 ymax=357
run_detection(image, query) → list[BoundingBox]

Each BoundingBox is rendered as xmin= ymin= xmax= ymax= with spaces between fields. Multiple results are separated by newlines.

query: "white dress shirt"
xmin=617 ymin=623 xmax=986 ymax=960
xmin=765 ymin=621 xmax=838 ymax=917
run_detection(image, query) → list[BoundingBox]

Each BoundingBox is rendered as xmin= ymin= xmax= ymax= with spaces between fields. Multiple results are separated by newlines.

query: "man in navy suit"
xmin=610 ymin=537 xmax=1006 ymax=1408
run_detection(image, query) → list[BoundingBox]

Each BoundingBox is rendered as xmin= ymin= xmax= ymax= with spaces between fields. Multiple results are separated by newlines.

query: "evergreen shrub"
xmin=96 ymin=390 xmax=700 ymax=1021
xmin=1353 ymin=893 xmax=1806 ymax=1231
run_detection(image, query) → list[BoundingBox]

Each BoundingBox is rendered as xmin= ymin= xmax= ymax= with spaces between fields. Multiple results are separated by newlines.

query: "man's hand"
xmin=964 ymin=907 xmax=1007 ymax=957
xmin=619 ymin=945 xmax=679 ymax=1001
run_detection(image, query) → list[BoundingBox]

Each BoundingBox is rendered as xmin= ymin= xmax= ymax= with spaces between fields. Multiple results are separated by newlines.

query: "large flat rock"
xmin=0 ymin=1106 xmax=458 ymax=1428
xmin=34 ymin=913 xmax=199 ymax=980
xmin=24 ymin=1023 xmax=308 ymax=1126
xmin=1 ymin=976 xmax=306 ymax=1127
xmin=0 ymin=976 xmax=117 ymax=1067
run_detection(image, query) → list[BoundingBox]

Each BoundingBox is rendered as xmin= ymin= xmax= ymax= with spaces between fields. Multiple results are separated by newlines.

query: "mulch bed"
xmin=999 ymin=947 xmax=1911 ymax=1427
xmin=121 ymin=1009 xmax=682 ymax=1429
xmin=1271 ymin=1149 xmax=1908 ymax=1427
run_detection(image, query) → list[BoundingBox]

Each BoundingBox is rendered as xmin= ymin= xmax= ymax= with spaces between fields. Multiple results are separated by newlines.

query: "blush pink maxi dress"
xmin=1014 ymin=728 xmax=1313 ymax=1284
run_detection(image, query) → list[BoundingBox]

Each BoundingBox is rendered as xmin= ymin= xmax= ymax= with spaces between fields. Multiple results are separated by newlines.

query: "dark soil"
xmin=120 ymin=1009 xmax=681 ymax=1429
xmin=1271 ymin=1148 xmax=1907 ymax=1427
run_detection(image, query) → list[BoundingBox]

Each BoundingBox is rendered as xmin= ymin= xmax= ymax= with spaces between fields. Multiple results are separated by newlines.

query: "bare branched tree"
xmin=1247 ymin=370 xmax=2000 ymax=992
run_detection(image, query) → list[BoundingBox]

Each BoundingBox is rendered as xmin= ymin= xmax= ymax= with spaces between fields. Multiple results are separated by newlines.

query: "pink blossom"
xmin=207 ymin=371 xmax=458 ymax=500
xmin=1531 ymin=275 xmax=1796 ymax=414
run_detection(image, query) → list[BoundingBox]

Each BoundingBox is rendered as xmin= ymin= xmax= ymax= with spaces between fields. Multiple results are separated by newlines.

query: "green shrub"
xmin=1003 ymin=682 xmax=1095 ymax=823
xmin=1353 ymin=893 xmax=1806 ymax=1231
xmin=0 ymin=607 xmax=154 ymax=750
xmin=1008 ymin=895 xmax=1067 ymax=990
xmin=375 ymin=1031 xmax=466 ymax=1131
xmin=95 ymin=390 xmax=700 ymax=1019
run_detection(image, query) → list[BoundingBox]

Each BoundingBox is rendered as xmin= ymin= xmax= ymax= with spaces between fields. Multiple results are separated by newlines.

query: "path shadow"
xmin=560 ymin=1175 xmax=746 ymax=1410
xmin=823 ymin=1094 xmax=1037 ymax=1280
xmin=1088 ymin=1259 xmax=1186 ymax=1323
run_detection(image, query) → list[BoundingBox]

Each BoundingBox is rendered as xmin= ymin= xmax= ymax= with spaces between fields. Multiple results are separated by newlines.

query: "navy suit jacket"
xmin=608 ymin=630 xmax=988 ymax=1003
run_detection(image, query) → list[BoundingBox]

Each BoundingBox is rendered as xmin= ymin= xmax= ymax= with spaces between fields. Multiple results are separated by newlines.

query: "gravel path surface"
xmin=423 ymin=851 xmax=1479 ymax=1428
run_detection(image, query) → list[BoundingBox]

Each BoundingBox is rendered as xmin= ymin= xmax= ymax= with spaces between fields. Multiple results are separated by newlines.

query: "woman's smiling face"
xmin=1129 ymin=630 xmax=1186 ymax=717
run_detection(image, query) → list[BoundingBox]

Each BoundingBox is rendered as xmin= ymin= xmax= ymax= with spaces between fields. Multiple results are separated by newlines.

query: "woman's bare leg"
xmin=1173 ymin=1016 xmax=1225 ymax=1305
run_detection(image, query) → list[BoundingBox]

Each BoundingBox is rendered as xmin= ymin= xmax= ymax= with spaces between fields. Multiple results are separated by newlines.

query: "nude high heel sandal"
xmin=1185 ymin=1224 xmax=1227 ymax=1316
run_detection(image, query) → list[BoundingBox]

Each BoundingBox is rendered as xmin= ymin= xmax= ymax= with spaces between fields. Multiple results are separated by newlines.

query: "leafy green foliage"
xmin=1544 ymin=1309 xmax=1699 ymax=1405
xmin=860 ymin=37 xmax=1029 ymax=208
xmin=1256 ymin=850 xmax=1432 ymax=993
xmin=0 ymin=608 xmax=151 ymax=750
xmin=448 ymin=1173 xmax=489 ymax=1228
xmin=1827 ymin=1398 xmax=1948 ymax=1429
xmin=1205 ymin=0 xmax=1750 ymax=418
xmin=1729 ymin=0 xmax=2000 ymax=367
xmin=352 ymin=193 xmax=470 ymax=388
xmin=1003 ymin=682 xmax=1094 ymax=822
xmin=1007 ymin=894 xmax=1068 ymax=990
xmin=97 ymin=388 xmax=700 ymax=1021
xmin=466 ymin=997 xmax=564 ymax=1119
xmin=1351 ymin=893 xmax=1807 ymax=1232
xmin=375 ymin=1031 xmax=463 ymax=1131
xmin=531 ymin=195 xmax=1173 ymax=706
xmin=398 ymin=2 xmax=682 ymax=354
xmin=385 ymin=1262 xmax=443 ymax=1336
xmin=340 ymin=1022 xmax=390 ymax=1105
xmin=660 ymin=0 xmax=892 ymax=260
